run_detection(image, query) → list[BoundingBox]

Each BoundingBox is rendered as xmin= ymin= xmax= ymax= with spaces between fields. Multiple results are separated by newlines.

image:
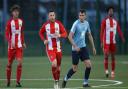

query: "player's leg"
xmin=103 ymin=44 xmax=109 ymax=78
xmin=52 ymin=59 xmax=59 ymax=89
xmin=62 ymin=51 xmax=79 ymax=88
xmin=80 ymin=47 xmax=91 ymax=87
xmin=53 ymin=51 xmax=62 ymax=89
xmin=46 ymin=50 xmax=58 ymax=89
xmin=83 ymin=60 xmax=91 ymax=87
xmin=110 ymin=44 xmax=116 ymax=78
xmin=6 ymin=49 xmax=15 ymax=87
xmin=56 ymin=52 xmax=62 ymax=80
xmin=16 ymin=48 xmax=23 ymax=87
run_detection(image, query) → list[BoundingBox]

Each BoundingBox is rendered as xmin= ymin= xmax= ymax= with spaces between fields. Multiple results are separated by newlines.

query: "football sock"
xmin=64 ymin=68 xmax=76 ymax=81
xmin=84 ymin=67 xmax=91 ymax=84
xmin=104 ymin=57 xmax=108 ymax=72
xmin=6 ymin=65 xmax=12 ymax=83
xmin=16 ymin=64 xmax=22 ymax=83
xmin=56 ymin=67 xmax=60 ymax=80
xmin=52 ymin=66 xmax=57 ymax=80
xmin=111 ymin=58 xmax=115 ymax=72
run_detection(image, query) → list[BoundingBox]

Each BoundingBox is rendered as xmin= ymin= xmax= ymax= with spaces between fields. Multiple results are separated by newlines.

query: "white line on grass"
xmin=0 ymin=78 xmax=123 ymax=89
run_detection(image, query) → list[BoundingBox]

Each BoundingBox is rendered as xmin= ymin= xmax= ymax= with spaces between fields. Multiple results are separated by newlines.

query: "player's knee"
xmin=105 ymin=54 xmax=109 ymax=59
xmin=52 ymin=60 xmax=57 ymax=67
xmin=18 ymin=61 xmax=22 ymax=66
xmin=57 ymin=66 xmax=60 ymax=71
xmin=86 ymin=63 xmax=91 ymax=68
xmin=84 ymin=60 xmax=92 ymax=68
xmin=7 ymin=62 xmax=12 ymax=67
xmin=72 ymin=65 xmax=78 ymax=72
xmin=17 ymin=58 xmax=22 ymax=64
xmin=7 ymin=64 xmax=12 ymax=68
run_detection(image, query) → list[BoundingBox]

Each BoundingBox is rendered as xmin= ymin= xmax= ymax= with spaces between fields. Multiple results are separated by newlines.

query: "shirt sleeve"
xmin=70 ymin=21 xmax=77 ymax=33
xmin=59 ymin=21 xmax=67 ymax=38
xmin=87 ymin=22 xmax=91 ymax=33
xmin=39 ymin=24 xmax=46 ymax=41
xmin=100 ymin=19 xmax=106 ymax=43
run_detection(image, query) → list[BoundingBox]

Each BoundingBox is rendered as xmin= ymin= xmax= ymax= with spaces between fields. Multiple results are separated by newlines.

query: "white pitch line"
xmin=0 ymin=88 xmax=128 ymax=89
xmin=0 ymin=78 xmax=123 ymax=89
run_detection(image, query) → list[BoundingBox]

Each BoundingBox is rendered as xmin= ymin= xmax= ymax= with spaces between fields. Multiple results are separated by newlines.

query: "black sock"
xmin=84 ymin=67 xmax=91 ymax=84
xmin=64 ymin=68 xmax=76 ymax=81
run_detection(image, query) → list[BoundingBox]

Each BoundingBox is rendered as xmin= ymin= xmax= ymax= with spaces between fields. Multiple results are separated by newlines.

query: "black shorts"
xmin=72 ymin=47 xmax=90 ymax=65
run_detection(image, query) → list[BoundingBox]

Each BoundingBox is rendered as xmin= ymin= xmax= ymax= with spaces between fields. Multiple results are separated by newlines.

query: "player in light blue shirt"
xmin=70 ymin=19 xmax=91 ymax=50
xmin=62 ymin=9 xmax=96 ymax=88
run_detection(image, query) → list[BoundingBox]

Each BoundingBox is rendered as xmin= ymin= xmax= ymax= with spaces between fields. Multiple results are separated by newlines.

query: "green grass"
xmin=0 ymin=55 xmax=128 ymax=89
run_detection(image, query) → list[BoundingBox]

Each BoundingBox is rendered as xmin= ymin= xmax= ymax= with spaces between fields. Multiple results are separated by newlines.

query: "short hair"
xmin=79 ymin=9 xmax=86 ymax=13
xmin=107 ymin=6 xmax=114 ymax=12
xmin=48 ymin=9 xmax=55 ymax=13
xmin=10 ymin=4 xmax=20 ymax=12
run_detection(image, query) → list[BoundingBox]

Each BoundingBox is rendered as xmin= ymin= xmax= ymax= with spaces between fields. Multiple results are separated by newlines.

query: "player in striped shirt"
xmin=5 ymin=5 xmax=26 ymax=87
xmin=39 ymin=10 xmax=67 ymax=89
xmin=100 ymin=6 xmax=125 ymax=78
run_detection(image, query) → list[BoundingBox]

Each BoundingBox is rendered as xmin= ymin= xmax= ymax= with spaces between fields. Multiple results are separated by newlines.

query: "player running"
xmin=5 ymin=5 xmax=26 ymax=87
xmin=100 ymin=6 xmax=125 ymax=78
xmin=62 ymin=9 xmax=96 ymax=88
xmin=39 ymin=10 xmax=67 ymax=89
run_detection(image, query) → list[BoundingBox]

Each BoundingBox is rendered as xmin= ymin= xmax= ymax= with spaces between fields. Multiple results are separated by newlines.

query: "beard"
xmin=109 ymin=14 xmax=113 ymax=17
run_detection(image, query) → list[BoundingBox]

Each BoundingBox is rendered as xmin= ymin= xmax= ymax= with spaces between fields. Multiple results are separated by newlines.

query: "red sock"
xmin=6 ymin=65 xmax=11 ymax=83
xmin=104 ymin=58 xmax=108 ymax=71
xmin=16 ymin=65 xmax=22 ymax=83
xmin=111 ymin=59 xmax=115 ymax=72
xmin=52 ymin=66 xmax=57 ymax=81
xmin=56 ymin=67 xmax=60 ymax=80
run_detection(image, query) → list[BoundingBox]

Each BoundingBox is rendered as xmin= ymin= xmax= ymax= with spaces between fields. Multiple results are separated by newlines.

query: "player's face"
xmin=48 ymin=12 xmax=56 ymax=22
xmin=79 ymin=12 xmax=86 ymax=22
xmin=108 ymin=8 xmax=114 ymax=17
xmin=12 ymin=10 xmax=19 ymax=18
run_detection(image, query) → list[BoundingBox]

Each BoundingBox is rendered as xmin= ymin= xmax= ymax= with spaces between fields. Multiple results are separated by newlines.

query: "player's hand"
xmin=23 ymin=43 xmax=26 ymax=49
xmin=73 ymin=45 xmax=80 ymax=52
xmin=92 ymin=47 xmax=96 ymax=56
xmin=53 ymin=33 xmax=60 ymax=38
xmin=44 ymin=40 xmax=48 ymax=45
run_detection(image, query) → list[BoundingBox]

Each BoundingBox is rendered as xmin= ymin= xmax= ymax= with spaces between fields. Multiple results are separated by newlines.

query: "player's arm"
xmin=21 ymin=20 xmax=26 ymax=48
xmin=87 ymin=32 xmax=96 ymax=55
xmin=87 ymin=23 xmax=96 ymax=55
xmin=59 ymin=22 xmax=67 ymax=38
xmin=5 ymin=21 xmax=11 ymax=42
xmin=39 ymin=24 xmax=48 ymax=45
xmin=117 ymin=22 xmax=125 ymax=43
xmin=68 ymin=21 xmax=80 ymax=52
xmin=100 ymin=19 xmax=106 ymax=48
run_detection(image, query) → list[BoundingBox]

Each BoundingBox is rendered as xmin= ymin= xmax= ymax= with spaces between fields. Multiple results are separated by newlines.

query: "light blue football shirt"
xmin=70 ymin=19 xmax=91 ymax=50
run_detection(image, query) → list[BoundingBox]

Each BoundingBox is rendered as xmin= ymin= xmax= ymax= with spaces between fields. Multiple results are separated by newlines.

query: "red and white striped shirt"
xmin=5 ymin=18 xmax=24 ymax=49
xmin=39 ymin=20 xmax=67 ymax=52
xmin=100 ymin=17 xmax=124 ymax=45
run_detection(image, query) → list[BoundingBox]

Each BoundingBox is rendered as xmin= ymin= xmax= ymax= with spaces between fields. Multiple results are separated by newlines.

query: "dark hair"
xmin=10 ymin=4 xmax=20 ymax=12
xmin=48 ymin=9 xmax=55 ymax=13
xmin=79 ymin=9 xmax=86 ymax=13
xmin=107 ymin=6 xmax=114 ymax=12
